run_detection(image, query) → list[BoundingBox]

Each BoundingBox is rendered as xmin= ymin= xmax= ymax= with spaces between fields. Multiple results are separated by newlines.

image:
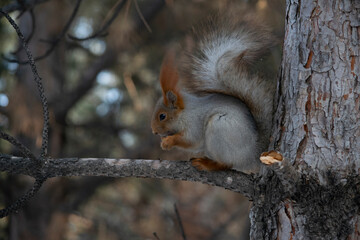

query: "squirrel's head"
xmin=151 ymin=51 xmax=184 ymax=138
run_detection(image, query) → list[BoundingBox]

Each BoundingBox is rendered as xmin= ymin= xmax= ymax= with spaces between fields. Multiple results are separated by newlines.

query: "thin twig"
xmin=0 ymin=10 xmax=49 ymax=159
xmin=153 ymin=232 xmax=161 ymax=240
xmin=4 ymin=0 xmax=82 ymax=64
xmin=208 ymin=205 xmax=247 ymax=240
xmin=174 ymin=204 xmax=187 ymax=240
xmin=0 ymin=10 xmax=50 ymax=218
xmin=133 ymin=0 xmax=152 ymax=33
xmin=101 ymin=0 xmax=124 ymax=27
xmin=0 ymin=131 xmax=37 ymax=162
xmin=123 ymin=0 xmax=132 ymax=23
xmin=132 ymin=0 xmax=165 ymax=32
xmin=68 ymin=0 xmax=127 ymax=41
xmin=0 ymin=0 xmax=49 ymax=15
xmin=0 ymin=176 xmax=46 ymax=218
xmin=15 ymin=0 xmax=28 ymax=19
xmin=123 ymin=72 xmax=143 ymax=111
xmin=15 ymin=9 xmax=36 ymax=53
xmin=52 ymin=49 xmax=116 ymax=120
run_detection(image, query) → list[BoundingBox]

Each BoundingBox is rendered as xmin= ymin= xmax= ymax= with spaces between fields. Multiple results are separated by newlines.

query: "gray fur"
xmin=177 ymin=92 xmax=260 ymax=172
xmin=152 ymin=14 xmax=275 ymax=173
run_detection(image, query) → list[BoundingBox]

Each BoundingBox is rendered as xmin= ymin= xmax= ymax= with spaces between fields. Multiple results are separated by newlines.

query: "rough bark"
xmin=1 ymin=0 xmax=360 ymax=239
xmin=249 ymin=0 xmax=360 ymax=239
xmin=272 ymin=0 xmax=360 ymax=177
xmin=0 ymin=156 xmax=255 ymax=199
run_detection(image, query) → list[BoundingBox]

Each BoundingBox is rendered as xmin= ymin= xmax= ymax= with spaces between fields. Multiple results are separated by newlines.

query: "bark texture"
xmin=249 ymin=0 xmax=360 ymax=239
xmin=1 ymin=1 xmax=360 ymax=239
xmin=272 ymin=0 xmax=360 ymax=175
xmin=0 ymin=155 xmax=255 ymax=198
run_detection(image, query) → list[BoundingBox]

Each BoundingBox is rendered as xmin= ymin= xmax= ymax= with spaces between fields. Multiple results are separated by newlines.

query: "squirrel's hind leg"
xmin=191 ymin=157 xmax=232 ymax=171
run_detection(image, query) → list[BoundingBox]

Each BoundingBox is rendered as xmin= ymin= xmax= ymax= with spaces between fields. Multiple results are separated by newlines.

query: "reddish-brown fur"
xmin=160 ymin=52 xmax=184 ymax=109
xmin=151 ymin=13 xmax=275 ymax=173
xmin=191 ymin=157 xmax=232 ymax=171
xmin=161 ymin=132 xmax=191 ymax=150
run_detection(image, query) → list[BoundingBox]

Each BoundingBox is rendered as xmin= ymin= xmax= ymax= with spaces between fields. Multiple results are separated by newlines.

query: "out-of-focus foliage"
xmin=0 ymin=0 xmax=284 ymax=239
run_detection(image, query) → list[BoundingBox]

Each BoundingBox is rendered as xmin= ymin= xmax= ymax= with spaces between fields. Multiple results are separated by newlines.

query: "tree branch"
xmin=51 ymin=49 xmax=116 ymax=122
xmin=11 ymin=9 xmax=36 ymax=55
xmin=0 ymin=10 xmax=50 ymax=218
xmin=0 ymin=131 xmax=37 ymax=161
xmin=50 ymin=0 xmax=165 ymax=121
xmin=3 ymin=0 xmax=82 ymax=64
xmin=0 ymin=10 xmax=50 ymax=160
xmin=0 ymin=155 xmax=256 ymax=199
xmin=67 ymin=0 xmax=128 ymax=41
xmin=0 ymin=0 xmax=49 ymax=14
xmin=174 ymin=204 xmax=187 ymax=240
xmin=133 ymin=0 xmax=165 ymax=32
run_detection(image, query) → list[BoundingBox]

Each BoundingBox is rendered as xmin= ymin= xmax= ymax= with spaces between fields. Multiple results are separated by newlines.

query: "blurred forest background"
xmin=0 ymin=0 xmax=284 ymax=239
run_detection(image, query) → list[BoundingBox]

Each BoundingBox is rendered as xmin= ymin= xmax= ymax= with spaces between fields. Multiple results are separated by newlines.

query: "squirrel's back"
xmin=179 ymin=14 xmax=275 ymax=150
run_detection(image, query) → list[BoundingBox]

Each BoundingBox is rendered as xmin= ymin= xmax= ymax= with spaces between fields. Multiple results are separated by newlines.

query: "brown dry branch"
xmin=174 ymin=204 xmax=187 ymax=240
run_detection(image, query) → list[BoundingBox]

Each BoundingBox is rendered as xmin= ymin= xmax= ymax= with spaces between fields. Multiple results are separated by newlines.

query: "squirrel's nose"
xmin=153 ymin=131 xmax=158 ymax=135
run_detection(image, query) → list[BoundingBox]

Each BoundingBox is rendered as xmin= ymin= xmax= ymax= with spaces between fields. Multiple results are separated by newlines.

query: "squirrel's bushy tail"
xmin=180 ymin=14 xmax=275 ymax=148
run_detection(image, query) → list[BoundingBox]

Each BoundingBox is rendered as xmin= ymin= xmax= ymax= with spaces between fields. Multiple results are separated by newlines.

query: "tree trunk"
xmin=250 ymin=0 xmax=360 ymax=239
xmin=2 ymin=0 xmax=359 ymax=239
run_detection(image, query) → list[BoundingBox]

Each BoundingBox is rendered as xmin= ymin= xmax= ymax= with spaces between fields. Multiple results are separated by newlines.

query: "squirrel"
xmin=151 ymin=14 xmax=275 ymax=173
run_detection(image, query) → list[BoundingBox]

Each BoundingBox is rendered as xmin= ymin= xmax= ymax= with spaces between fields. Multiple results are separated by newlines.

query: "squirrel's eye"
xmin=159 ymin=113 xmax=166 ymax=121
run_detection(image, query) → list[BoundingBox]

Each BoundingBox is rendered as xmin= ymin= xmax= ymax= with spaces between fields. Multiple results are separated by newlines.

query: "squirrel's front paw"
xmin=160 ymin=136 xmax=174 ymax=150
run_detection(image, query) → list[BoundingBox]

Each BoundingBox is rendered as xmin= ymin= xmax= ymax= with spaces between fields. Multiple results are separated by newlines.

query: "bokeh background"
xmin=0 ymin=0 xmax=284 ymax=239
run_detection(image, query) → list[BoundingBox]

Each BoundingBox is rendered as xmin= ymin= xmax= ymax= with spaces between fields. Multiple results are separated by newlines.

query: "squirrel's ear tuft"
xmin=160 ymin=51 xmax=184 ymax=109
xmin=166 ymin=91 xmax=178 ymax=109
